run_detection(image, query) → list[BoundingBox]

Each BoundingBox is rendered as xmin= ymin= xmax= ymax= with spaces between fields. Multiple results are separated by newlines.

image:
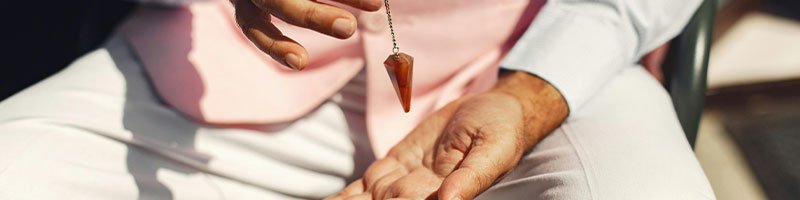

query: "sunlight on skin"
xmin=326 ymin=71 xmax=568 ymax=200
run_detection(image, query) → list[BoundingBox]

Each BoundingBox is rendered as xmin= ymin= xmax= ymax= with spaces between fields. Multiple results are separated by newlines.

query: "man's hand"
xmin=326 ymin=71 xmax=569 ymax=200
xmin=231 ymin=0 xmax=382 ymax=70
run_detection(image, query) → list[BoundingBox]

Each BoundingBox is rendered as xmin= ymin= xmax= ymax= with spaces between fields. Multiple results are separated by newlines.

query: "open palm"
xmin=327 ymin=92 xmax=529 ymax=200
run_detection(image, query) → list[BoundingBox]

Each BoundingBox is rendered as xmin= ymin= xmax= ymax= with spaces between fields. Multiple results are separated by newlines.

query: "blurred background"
xmin=696 ymin=0 xmax=800 ymax=200
xmin=0 ymin=0 xmax=798 ymax=199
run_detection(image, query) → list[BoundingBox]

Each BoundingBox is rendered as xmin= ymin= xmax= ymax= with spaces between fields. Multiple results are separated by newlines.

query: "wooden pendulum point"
xmin=383 ymin=53 xmax=414 ymax=113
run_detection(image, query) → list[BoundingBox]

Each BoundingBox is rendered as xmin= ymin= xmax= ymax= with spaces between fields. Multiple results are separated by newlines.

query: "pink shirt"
xmin=119 ymin=0 xmax=543 ymax=156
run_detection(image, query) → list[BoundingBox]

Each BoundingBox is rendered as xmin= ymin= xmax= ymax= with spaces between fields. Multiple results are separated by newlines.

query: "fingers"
xmin=341 ymin=179 xmax=366 ymax=196
xmin=235 ymin=0 xmax=308 ymax=70
xmin=333 ymin=162 xmax=438 ymax=200
xmin=330 ymin=0 xmax=383 ymax=11
xmin=243 ymin=20 xmax=309 ymax=70
xmin=370 ymin=168 xmax=408 ymax=199
xmin=438 ymin=137 xmax=520 ymax=200
xmin=383 ymin=168 xmax=442 ymax=199
xmin=235 ymin=0 xmax=381 ymax=70
xmin=252 ymin=0 xmax=358 ymax=39
xmin=325 ymin=179 xmax=366 ymax=200
xmin=343 ymin=194 xmax=372 ymax=200
xmin=360 ymin=158 xmax=410 ymax=199
xmin=431 ymin=130 xmax=471 ymax=176
xmin=362 ymin=158 xmax=402 ymax=191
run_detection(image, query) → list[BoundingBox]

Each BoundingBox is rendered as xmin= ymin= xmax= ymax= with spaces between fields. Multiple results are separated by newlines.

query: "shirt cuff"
xmin=501 ymin=3 xmax=637 ymax=114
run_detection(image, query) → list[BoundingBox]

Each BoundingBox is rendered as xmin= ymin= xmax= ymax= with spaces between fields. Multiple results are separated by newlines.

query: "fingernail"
xmin=285 ymin=53 xmax=302 ymax=70
xmin=332 ymin=18 xmax=355 ymax=38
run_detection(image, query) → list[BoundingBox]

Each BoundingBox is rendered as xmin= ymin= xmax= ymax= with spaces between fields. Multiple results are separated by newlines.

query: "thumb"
xmin=437 ymin=137 xmax=520 ymax=200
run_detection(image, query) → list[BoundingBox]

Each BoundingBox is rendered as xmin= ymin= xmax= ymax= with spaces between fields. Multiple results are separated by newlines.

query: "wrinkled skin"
xmin=228 ymin=1 xmax=569 ymax=199
xmin=327 ymin=71 xmax=569 ymax=200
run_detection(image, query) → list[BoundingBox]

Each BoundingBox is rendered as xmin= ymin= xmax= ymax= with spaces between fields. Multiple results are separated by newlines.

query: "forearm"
xmin=490 ymin=70 xmax=568 ymax=148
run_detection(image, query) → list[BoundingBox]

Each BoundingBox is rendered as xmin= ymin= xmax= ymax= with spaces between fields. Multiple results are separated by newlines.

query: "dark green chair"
xmin=664 ymin=0 xmax=716 ymax=148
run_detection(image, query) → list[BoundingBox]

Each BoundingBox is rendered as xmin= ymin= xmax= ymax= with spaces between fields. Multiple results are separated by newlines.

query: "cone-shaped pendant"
xmin=384 ymin=53 xmax=414 ymax=113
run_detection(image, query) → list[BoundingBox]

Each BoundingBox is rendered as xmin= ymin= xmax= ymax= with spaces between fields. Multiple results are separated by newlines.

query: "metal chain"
xmin=383 ymin=0 xmax=400 ymax=55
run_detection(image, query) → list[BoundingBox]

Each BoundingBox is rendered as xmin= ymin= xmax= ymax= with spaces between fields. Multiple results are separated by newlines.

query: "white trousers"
xmin=0 ymin=37 xmax=715 ymax=199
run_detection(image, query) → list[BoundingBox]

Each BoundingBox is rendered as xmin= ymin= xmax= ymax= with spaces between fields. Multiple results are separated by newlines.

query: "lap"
xmin=479 ymin=66 xmax=715 ymax=199
xmin=0 ymin=37 xmax=370 ymax=200
xmin=0 ymin=37 xmax=713 ymax=199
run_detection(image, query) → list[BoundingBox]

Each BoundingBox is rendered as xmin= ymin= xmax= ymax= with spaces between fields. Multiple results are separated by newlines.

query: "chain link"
xmin=383 ymin=0 xmax=400 ymax=55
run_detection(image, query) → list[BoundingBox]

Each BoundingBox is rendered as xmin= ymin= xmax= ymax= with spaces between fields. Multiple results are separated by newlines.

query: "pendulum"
xmin=383 ymin=0 xmax=413 ymax=113
xmin=384 ymin=52 xmax=413 ymax=113
xmin=382 ymin=0 xmax=414 ymax=113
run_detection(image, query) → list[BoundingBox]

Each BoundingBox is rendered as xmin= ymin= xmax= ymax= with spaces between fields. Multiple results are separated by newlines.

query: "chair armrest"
xmin=664 ymin=0 xmax=717 ymax=148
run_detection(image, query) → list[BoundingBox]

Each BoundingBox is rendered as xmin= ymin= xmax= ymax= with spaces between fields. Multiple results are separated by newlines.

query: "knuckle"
xmin=390 ymin=185 xmax=406 ymax=196
xmin=302 ymin=6 xmax=322 ymax=27
xmin=363 ymin=161 xmax=389 ymax=185
xmin=248 ymin=32 xmax=277 ymax=57
xmin=370 ymin=171 xmax=406 ymax=199
xmin=382 ymin=188 xmax=399 ymax=199
xmin=266 ymin=38 xmax=279 ymax=56
xmin=374 ymin=176 xmax=392 ymax=190
xmin=372 ymin=182 xmax=389 ymax=199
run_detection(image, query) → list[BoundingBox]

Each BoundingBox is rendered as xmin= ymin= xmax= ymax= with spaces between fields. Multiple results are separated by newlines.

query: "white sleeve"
xmin=501 ymin=0 xmax=702 ymax=114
